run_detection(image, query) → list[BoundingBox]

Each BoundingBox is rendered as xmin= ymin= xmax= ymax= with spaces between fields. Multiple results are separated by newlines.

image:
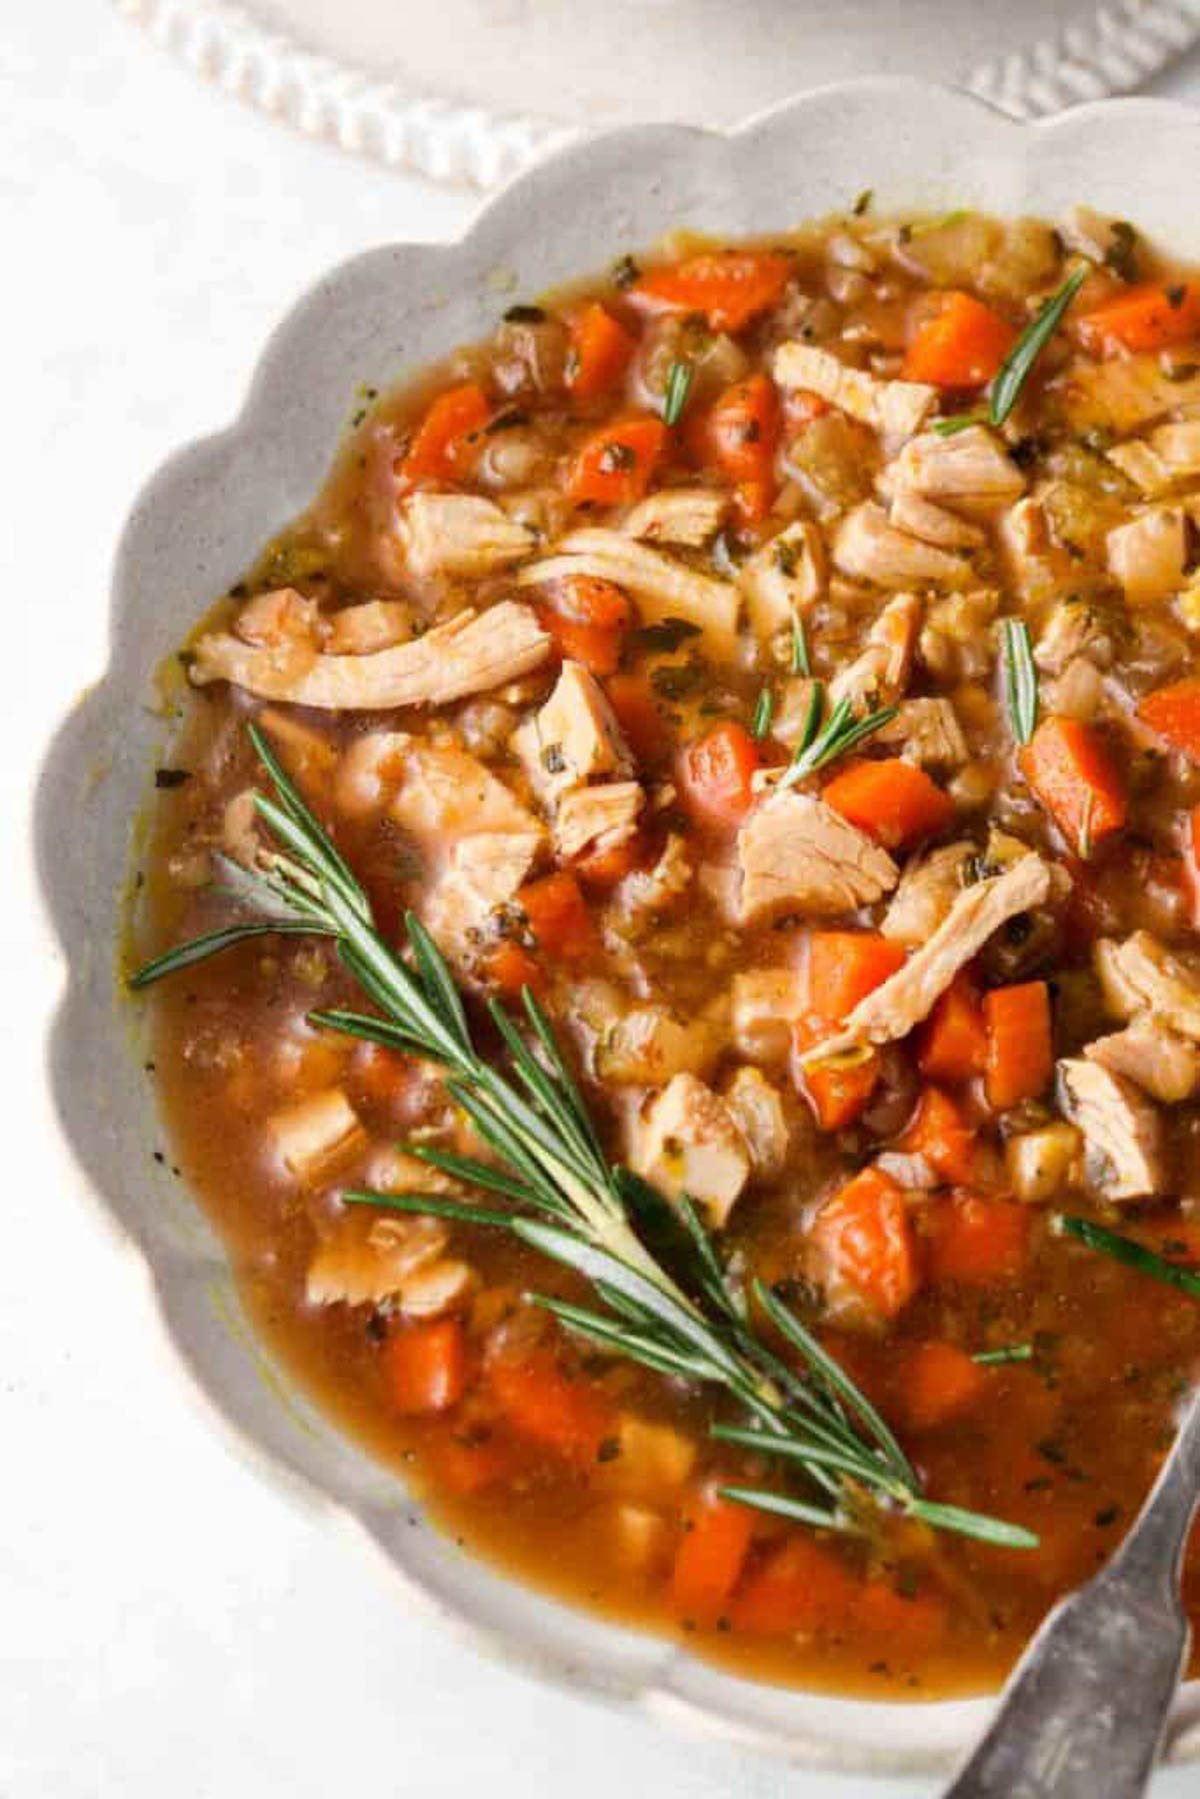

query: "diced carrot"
xmin=489 ymin=1348 xmax=612 ymax=1465
xmin=382 ymin=1320 xmax=469 ymax=1415
xmin=427 ymin=1429 xmax=519 ymax=1496
xmin=573 ymin=830 xmax=649 ymax=889
xmin=898 ymin=1086 xmax=978 ymax=1185
xmin=397 ymin=382 xmax=490 ymax=490
xmin=1077 ymin=280 xmax=1200 ymax=355
xmin=566 ymin=302 xmax=635 ymax=403
xmin=822 ymin=759 xmax=956 ymax=851
xmin=917 ymin=976 xmax=988 ymax=1085
xmin=809 ymin=1167 xmax=922 ymax=1321
xmin=1020 ymin=716 xmax=1127 ymax=851
xmin=517 ymin=871 xmax=594 ymax=960
xmin=731 ymin=1536 xmax=857 ymax=1637
xmin=927 ymin=1193 xmax=1029 ymax=1286
xmin=567 ymin=415 xmax=668 ymax=506
xmin=902 ymin=290 xmax=1016 ymax=388
xmin=851 ymin=1579 xmax=947 ymax=1653
xmin=483 ymin=941 xmax=544 ymax=999
xmin=605 ymin=672 xmax=668 ymax=763
xmin=536 ymin=578 xmax=630 ymax=676
xmin=807 ymin=930 xmax=907 ymax=1019
xmin=689 ymin=373 xmax=779 ymax=524
xmin=1139 ymin=678 xmax=1200 ymax=761
xmin=983 ymin=981 xmax=1053 ymax=1110
xmin=677 ymin=720 xmax=762 ymax=830
xmin=629 ymin=251 xmax=792 ymax=333
xmin=792 ymin=1016 xmax=881 ymax=1132
xmin=898 ymin=1340 xmax=987 ymax=1431
xmin=670 ymin=1486 xmax=755 ymax=1621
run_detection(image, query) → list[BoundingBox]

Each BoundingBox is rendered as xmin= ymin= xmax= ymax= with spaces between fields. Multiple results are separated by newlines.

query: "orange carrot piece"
xmin=1139 ymin=677 xmax=1200 ymax=761
xmin=1020 ymin=716 xmax=1127 ymax=850
xmin=567 ymin=415 xmax=668 ymax=506
xmin=670 ymin=1486 xmax=755 ymax=1621
xmin=689 ymin=373 xmax=779 ymax=524
xmin=917 ymin=976 xmax=988 ymax=1084
xmin=426 ymin=1430 xmax=518 ymax=1496
xmin=898 ymin=1086 xmax=979 ymax=1185
xmin=928 ymin=1193 xmax=1029 ymax=1286
xmin=902 ymin=290 xmax=1016 ymax=388
xmin=822 ymin=758 xmax=956 ymax=851
xmin=397 ymin=382 xmax=490 ymax=490
xmin=629 ymin=251 xmax=792 ymax=333
xmin=791 ymin=1017 xmax=881 ymax=1133
xmin=537 ymin=573 xmax=631 ymax=676
xmin=489 ymin=1348 xmax=612 ymax=1465
xmin=566 ymin=302 xmax=635 ymax=403
xmin=851 ymin=1579 xmax=947 ymax=1652
xmin=482 ymin=941 xmax=544 ymax=1000
xmin=807 ymin=931 xmax=907 ymax=1020
xmin=1077 ymin=280 xmax=1200 ymax=355
xmin=551 ymin=573 xmax=631 ymax=630
xmin=677 ymin=720 xmax=762 ymax=830
xmin=382 ymin=1320 xmax=469 ymax=1416
xmin=809 ymin=1167 xmax=922 ymax=1321
xmin=517 ymin=871 xmax=594 ymax=960
xmin=605 ymin=672 xmax=668 ymax=763
xmin=984 ymin=981 xmax=1053 ymax=1110
xmin=899 ymin=1340 xmax=987 ymax=1431
xmin=537 ymin=607 xmax=624 ymax=677
xmin=731 ymin=1536 xmax=857 ymax=1637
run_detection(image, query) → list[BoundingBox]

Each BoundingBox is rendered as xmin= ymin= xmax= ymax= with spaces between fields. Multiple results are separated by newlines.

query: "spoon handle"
xmin=942 ymin=1391 xmax=1200 ymax=1799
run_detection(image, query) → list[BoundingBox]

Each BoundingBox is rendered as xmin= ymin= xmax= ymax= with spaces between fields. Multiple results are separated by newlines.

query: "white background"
xmin=7 ymin=7 xmax=1200 ymax=1795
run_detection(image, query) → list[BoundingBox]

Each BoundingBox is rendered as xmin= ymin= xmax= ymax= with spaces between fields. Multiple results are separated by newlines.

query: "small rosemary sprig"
xmin=990 ymin=264 xmax=1088 ymax=428
xmin=1003 ymin=617 xmax=1038 ymax=747
xmin=1059 ymin=1215 xmax=1200 ymax=1300
xmin=790 ymin=612 xmax=811 ymax=677
xmin=751 ymin=685 xmax=775 ymax=740
xmin=131 ymin=723 xmax=1032 ymax=1551
xmin=662 ymin=359 xmax=694 ymax=428
xmin=777 ymin=687 xmax=898 ymax=791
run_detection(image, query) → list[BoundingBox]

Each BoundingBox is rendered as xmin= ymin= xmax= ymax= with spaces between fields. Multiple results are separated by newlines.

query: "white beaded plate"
xmin=116 ymin=0 xmax=1200 ymax=188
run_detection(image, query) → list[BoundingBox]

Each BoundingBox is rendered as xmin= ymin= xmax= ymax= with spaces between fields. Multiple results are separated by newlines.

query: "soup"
xmin=131 ymin=205 xmax=1200 ymax=1698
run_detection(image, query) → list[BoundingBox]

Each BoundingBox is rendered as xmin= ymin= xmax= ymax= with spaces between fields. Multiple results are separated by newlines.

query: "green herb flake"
xmin=662 ymin=359 xmax=695 ymax=429
xmin=932 ymin=411 xmax=989 ymax=438
xmin=636 ymin=617 xmax=703 ymax=653
xmin=1102 ymin=221 xmax=1139 ymax=285
xmin=651 ymin=653 xmax=706 ymax=700
xmin=852 ymin=189 xmax=873 ymax=217
xmin=155 ymin=768 xmax=191 ymax=790
xmin=973 ymin=1343 xmax=1034 ymax=1367
xmin=503 ymin=303 xmax=546 ymax=324
xmin=611 ymin=253 xmax=640 ymax=290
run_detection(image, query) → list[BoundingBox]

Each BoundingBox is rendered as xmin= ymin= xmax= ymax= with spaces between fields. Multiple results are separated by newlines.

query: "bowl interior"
xmin=34 ymin=79 xmax=1200 ymax=1772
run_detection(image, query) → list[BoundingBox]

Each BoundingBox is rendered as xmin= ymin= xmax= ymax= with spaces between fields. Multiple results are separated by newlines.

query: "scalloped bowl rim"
xmin=34 ymin=78 xmax=1200 ymax=1775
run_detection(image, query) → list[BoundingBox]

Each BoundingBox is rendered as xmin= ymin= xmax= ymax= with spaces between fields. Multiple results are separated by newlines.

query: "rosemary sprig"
xmin=662 ymin=359 xmax=694 ymax=428
xmin=131 ymin=722 xmax=1032 ymax=1551
xmin=1059 ymin=1215 xmax=1200 ymax=1300
xmin=790 ymin=613 xmax=811 ymax=677
xmin=1003 ymin=617 xmax=1038 ymax=747
xmin=932 ymin=412 xmax=988 ymax=438
xmin=777 ymin=689 xmax=898 ymax=790
xmin=751 ymin=685 xmax=775 ymax=740
xmin=990 ymin=265 xmax=1088 ymax=428
xmin=973 ymin=1343 xmax=1034 ymax=1366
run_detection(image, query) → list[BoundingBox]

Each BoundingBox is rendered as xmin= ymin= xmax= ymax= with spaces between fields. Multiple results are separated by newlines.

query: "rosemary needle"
xmin=662 ymin=359 xmax=694 ymax=428
xmin=131 ymin=722 xmax=1034 ymax=1552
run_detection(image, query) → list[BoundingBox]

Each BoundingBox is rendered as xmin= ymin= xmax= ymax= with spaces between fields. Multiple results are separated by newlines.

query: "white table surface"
xmin=9 ymin=8 xmax=1200 ymax=1795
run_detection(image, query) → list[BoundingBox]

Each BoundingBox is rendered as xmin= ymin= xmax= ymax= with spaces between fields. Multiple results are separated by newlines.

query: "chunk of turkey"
xmin=615 ymin=832 xmax=692 ymax=921
xmin=1034 ymin=599 xmax=1118 ymax=675
xmin=1107 ymin=422 xmax=1200 ymax=496
xmin=399 ymin=491 xmax=536 ymax=578
xmin=828 ymin=592 xmax=922 ymax=710
xmin=623 ymin=487 xmax=728 ymax=546
xmin=737 ymin=791 xmax=899 ymax=926
xmin=874 ymin=698 xmax=968 ymax=768
xmin=737 ymin=520 xmax=826 ymax=638
xmin=1106 ymin=506 xmax=1186 ymax=606
xmin=804 ymin=854 xmax=1051 ymax=1064
xmin=890 ymin=425 xmax=1025 ymax=513
xmin=723 ymin=1067 xmax=790 ymax=1179
xmin=324 ymin=599 xmax=417 ymax=655
xmin=772 ymin=341 xmax=936 ymax=444
xmin=1094 ymin=931 xmax=1200 ymax=1041
xmin=1085 ymin=1017 xmax=1200 ymax=1105
xmin=267 ymin=1088 xmax=365 ymax=1183
xmin=554 ymin=780 xmax=643 ymax=861
xmin=632 ymin=1073 xmax=751 ymax=1228
xmin=306 ymin=1212 xmax=450 ymax=1308
xmin=512 ymin=660 xmax=632 ymax=802
xmin=731 ymin=968 xmax=805 ymax=1064
xmin=1056 ymin=352 xmax=1200 ymax=436
xmin=832 ymin=503 xmax=970 ymax=590
xmin=888 ymin=487 xmax=985 ymax=550
xmin=1057 ymin=1058 xmax=1167 ymax=1201
xmin=518 ymin=528 xmax=738 ymax=655
xmin=881 ymin=840 xmax=974 ymax=945
xmin=192 ymin=600 xmax=551 ymax=710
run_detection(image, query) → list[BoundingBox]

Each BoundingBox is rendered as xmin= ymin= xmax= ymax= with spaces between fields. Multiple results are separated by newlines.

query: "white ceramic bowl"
xmin=37 ymin=79 xmax=1200 ymax=1773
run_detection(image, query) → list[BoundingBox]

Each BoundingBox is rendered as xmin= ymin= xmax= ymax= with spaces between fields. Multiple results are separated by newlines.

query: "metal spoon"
xmin=942 ymin=1388 xmax=1200 ymax=1799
